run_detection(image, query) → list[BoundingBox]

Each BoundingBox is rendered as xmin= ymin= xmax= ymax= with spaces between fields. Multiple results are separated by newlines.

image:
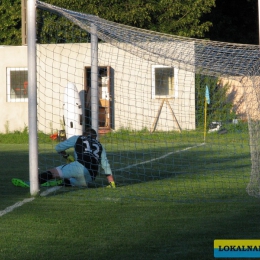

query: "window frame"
xmin=151 ymin=65 xmax=178 ymax=99
xmin=7 ymin=67 xmax=28 ymax=102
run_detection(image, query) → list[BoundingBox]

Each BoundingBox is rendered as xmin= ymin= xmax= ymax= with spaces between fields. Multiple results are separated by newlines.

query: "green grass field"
xmin=1 ymin=127 xmax=260 ymax=260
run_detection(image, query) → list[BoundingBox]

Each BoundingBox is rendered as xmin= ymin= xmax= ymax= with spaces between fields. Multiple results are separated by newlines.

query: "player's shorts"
xmin=56 ymin=161 xmax=92 ymax=186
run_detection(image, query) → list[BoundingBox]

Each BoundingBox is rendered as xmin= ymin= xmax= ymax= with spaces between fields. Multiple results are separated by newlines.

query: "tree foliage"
xmin=42 ymin=0 xmax=215 ymax=38
xmin=0 ymin=0 xmax=21 ymax=45
xmin=195 ymin=74 xmax=235 ymax=128
xmin=1 ymin=0 xmax=259 ymax=45
xmin=0 ymin=0 xmax=216 ymax=45
xmin=151 ymin=0 xmax=215 ymax=37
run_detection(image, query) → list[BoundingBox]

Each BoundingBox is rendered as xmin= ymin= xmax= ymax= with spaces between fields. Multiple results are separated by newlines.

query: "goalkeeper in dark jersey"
xmin=12 ymin=128 xmax=115 ymax=188
xmin=46 ymin=128 xmax=115 ymax=187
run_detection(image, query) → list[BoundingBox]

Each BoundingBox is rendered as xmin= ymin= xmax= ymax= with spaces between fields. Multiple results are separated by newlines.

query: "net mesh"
xmin=35 ymin=1 xmax=260 ymax=201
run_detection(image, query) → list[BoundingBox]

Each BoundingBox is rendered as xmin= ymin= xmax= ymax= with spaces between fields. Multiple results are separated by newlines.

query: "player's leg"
xmin=57 ymin=161 xmax=90 ymax=187
xmin=38 ymin=168 xmax=63 ymax=187
xmin=12 ymin=169 xmax=62 ymax=187
xmin=13 ymin=162 xmax=91 ymax=188
xmin=38 ymin=170 xmax=56 ymax=184
xmin=68 ymin=177 xmax=86 ymax=186
xmin=13 ymin=165 xmax=67 ymax=188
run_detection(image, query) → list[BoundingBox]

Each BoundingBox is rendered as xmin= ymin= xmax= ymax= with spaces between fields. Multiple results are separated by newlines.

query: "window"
xmin=152 ymin=65 xmax=178 ymax=99
xmin=7 ymin=68 xmax=28 ymax=102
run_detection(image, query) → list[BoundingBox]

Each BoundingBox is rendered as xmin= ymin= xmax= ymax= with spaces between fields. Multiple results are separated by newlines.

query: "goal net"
xmin=34 ymin=1 xmax=260 ymax=201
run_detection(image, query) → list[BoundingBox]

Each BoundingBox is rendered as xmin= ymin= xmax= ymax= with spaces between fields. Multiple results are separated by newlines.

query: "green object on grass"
xmin=11 ymin=178 xmax=30 ymax=188
xmin=41 ymin=179 xmax=63 ymax=187
xmin=12 ymin=178 xmax=63 ymax=188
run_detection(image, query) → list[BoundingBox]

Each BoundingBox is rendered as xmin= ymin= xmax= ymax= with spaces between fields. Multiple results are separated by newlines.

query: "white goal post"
xmin=27 ymin=0 xmax=38 ymax=195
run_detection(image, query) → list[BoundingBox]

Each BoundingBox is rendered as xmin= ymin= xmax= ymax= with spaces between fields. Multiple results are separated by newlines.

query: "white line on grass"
xmin=1 ymin=143 xmax=205 ymax=217
xmin=115 ymin=142 xmax=205 ymax=171
xmin=0 ymin=186 xmax=62 ymax=217
xmin=0 ymin=198 xmax=34 ymax=217
xmin=40 ymin=186 xmax=62 ymax=197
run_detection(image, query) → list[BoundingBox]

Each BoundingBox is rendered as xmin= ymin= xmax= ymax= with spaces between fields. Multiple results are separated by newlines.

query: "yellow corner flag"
xmin=204 ymin=85 xmax=210 ymax=142
xmin=205 ymin=85 xmax=210 ymax=105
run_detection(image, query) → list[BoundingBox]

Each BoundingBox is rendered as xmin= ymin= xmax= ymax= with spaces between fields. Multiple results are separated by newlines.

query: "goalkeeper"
xmin=13 ymin=128 xmax=115 ymax=188
xmin=45 ymin=128 xmax=115 ymax=187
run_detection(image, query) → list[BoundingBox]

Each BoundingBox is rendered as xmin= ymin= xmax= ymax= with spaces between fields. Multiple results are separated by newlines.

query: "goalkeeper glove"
xmin=107 ymin=181 xmax=116 ymax=188
xmin=59 ymin=151 xmax=74 ymax=163
xmin=64 ymin=154 xmax=75 ymax=163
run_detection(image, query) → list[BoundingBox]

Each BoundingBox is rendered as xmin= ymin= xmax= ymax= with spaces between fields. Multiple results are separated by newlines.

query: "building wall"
xmin=0 ymin=46 xmax=28 ymax=133
xmin=220 ymin=77 xmax=260 ymax=121
xmin=0 ymin=43 xmax=196 ymax=134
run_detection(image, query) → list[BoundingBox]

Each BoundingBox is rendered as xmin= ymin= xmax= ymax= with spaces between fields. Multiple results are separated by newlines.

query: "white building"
xmin=0 ymin=43 xmax=196 ymax=134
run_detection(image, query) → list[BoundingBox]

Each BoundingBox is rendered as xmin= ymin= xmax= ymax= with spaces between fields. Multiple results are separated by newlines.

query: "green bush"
xmin=195 ymin=74 xmax=236 ymax=128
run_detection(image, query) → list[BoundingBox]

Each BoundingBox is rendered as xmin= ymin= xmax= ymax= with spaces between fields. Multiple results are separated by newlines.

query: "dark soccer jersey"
xmin=74 ymin=135 xmax=103 ymax=179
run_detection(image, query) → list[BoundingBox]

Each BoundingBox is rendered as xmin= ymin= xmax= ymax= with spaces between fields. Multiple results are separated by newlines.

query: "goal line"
xmin=115 ymin=143 xmax=206 ymax=172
